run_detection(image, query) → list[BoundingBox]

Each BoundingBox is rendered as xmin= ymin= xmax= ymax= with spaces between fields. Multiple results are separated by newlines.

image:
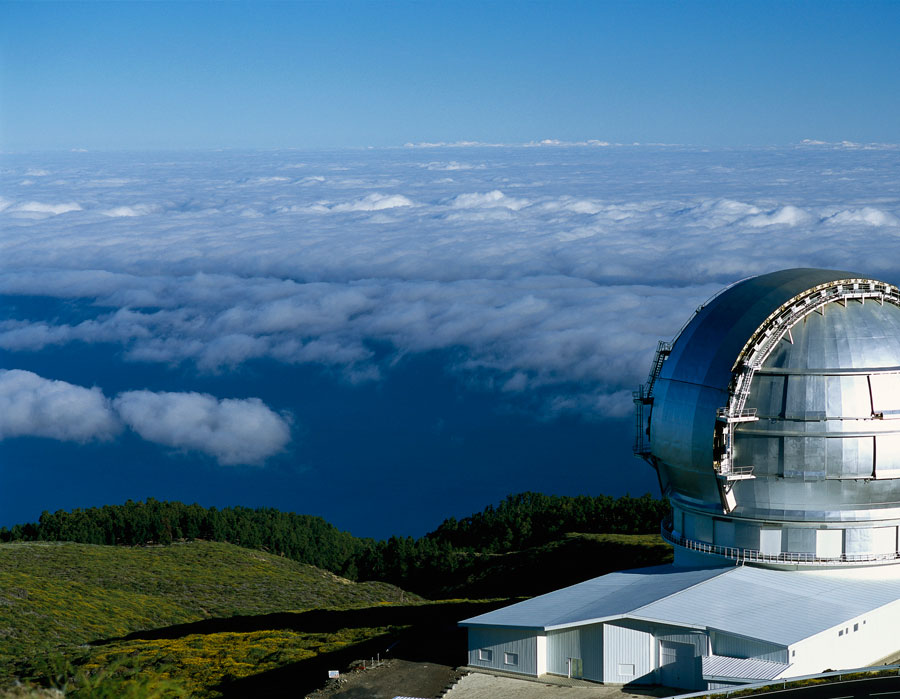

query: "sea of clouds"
xmin=2 ymin=143 xmax=899 ymax=465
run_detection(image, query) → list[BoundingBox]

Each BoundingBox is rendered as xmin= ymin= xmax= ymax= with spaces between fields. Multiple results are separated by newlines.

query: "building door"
xmin=567 ymin=657 xmax=583 ymax=679
xmin=659 ymin=641 xmax=694 ymax=689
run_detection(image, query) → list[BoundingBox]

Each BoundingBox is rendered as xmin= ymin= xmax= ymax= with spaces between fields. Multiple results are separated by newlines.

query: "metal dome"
xmin=636 ymin=269 xmax=900 ymax=568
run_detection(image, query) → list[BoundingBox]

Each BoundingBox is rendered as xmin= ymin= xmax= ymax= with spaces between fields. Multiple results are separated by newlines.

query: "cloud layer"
xmin=0 ymin=370 xmax=290 ymax=465
xmin=2 ymin=146 xmax=900 ymax=418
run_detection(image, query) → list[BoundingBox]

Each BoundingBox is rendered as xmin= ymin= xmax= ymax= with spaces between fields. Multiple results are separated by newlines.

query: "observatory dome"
xmin=636 ymin=269 xmax=900 ymax=567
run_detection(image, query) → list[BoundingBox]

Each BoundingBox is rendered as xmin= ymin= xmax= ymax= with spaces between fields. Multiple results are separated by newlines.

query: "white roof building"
xmin=461 ymin=563 xmax=900 ymax=689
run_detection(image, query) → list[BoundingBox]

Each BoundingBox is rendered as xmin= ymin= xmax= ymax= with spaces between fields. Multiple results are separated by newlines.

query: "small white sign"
xmin=328 ymin=670 xmax=340 ymax=679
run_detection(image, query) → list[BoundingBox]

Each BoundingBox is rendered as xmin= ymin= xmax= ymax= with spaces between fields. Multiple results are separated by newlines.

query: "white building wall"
xmin=759 ymin=528 xmax=783 ymax=556
xmin=599 ymin=619 xmax=709 ymax=689
xmin=547 ymin=628 xmax=580 ymax=676
xmin=603 ymin=622 xmax=653 ymax=684
xmin=546 ymin=626 xmax=603 ymax=681
xmin=845 ymin=526 xmax=898 ymax=556
xmin=467 ymin=627 xmax=537 ymax=676
xmin=536 ymin=635 xmax=547 ymax=675
xmin=654 ymin=625 xmax=709 ymax=659
xmin=652 ymin=622 xmax=709 ymax=690
xmin=579 ymin=625 xmax=604 ymax=682
xmin=786 ymin=597 xmax=900 ymax=677
xmin=816 ymin=529 xmax=842 ymax=558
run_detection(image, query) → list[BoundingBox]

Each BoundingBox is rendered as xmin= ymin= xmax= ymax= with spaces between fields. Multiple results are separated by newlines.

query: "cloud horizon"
xmin=3 ymin=145 xmax=900 ymax=421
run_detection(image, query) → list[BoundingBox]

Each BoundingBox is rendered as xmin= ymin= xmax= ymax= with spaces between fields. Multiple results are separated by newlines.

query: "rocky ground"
xmin=305 ymin=660 xmax=683 ymax=699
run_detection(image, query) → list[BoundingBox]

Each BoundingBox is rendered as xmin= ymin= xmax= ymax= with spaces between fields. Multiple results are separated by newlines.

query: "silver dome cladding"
xmin=734 ymin=297 xmax=900 ymax=520
xmin=638 ymin=269 xmax=900 ymax=566
xmin=646 ymin=269 xmax=864 ymax=509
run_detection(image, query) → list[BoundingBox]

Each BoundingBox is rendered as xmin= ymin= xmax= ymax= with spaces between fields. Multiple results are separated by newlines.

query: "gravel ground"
xmin=306 ymin=658 xmax=463 ymax=699
xmin=306 ymin=661 xmax=679 ymax=699
xmin=444 ymin=672 xmax=678 ymax=699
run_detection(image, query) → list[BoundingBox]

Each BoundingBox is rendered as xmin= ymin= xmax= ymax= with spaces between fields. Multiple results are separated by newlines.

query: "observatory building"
xmin=462 ymin=269 xmax=900 ymax=690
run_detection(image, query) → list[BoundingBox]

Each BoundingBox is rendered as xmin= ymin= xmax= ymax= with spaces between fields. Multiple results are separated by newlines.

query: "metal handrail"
xmin=716 ymin=465 xmax=754 ymax=477
xmin=660 ymin=522 xmax=900 ymax=566
xmin=716 ymin=407 xmax=757 ymax=420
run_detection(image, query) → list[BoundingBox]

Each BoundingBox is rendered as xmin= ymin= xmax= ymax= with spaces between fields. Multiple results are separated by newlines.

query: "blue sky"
xmin=1 ymin=2 xmax=900 ymax=539
xmin=2 ymin=0 xmax=899 ymax=150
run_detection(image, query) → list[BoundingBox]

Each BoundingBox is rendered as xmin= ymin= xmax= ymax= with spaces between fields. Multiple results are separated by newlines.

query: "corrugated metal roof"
xmin=636 ymin=565 xmax=900 ymax=645
xmin=702 ymin=654 xmax=788 ymax=681
xmin=460 ymin=565 xmax=727 ymax=629
xmin=460 ymin=564 xmax=900 ymax=646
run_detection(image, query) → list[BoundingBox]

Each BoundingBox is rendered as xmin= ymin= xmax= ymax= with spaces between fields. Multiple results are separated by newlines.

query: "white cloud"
xmin=331 ymin=193 xmax=414 ymax=212
xmin=403 ymin=140 xmax=501 ymax=148
xmin=10 ymin=201 xmax=82 ymax=216
xmin=2 ymin=147 xmax=900 ymax=418
xmin=824 ymin=207 xmax=899 ymax=227
xmin=744 ymin=205 xmax=811 ymax=227
xmin=0 ymin=369 xmax=119 ymax=442
xmin=449 ymin=190 xmax=530 ymax=210
xmin=280 ymin=192 xmax=414 ymax=214
xmin=113 ymin=391 xmax=291 ymax=465
xmin=248 ymin=176 xmax=290 ymax=184
xmin=526 ymin=138 xmax=613 ymax=147
xmin=0 ymin=368 xmax=290 ymax=465
xmin=100 ymin=204 xmax=158 ymax=217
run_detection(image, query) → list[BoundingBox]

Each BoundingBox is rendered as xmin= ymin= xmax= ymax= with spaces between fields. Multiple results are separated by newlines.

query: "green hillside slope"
xmin=0 ymin=540 xmax=416 ymax=657
xmin=0 ymin=540 xmax=421 ymax=696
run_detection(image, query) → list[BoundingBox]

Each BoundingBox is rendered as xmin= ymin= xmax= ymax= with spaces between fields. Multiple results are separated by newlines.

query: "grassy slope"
xmin=0 ymin=540 xmax=417 ymax=664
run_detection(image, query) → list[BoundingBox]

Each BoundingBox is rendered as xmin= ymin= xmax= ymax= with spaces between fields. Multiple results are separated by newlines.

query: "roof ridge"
xmin=629 ymin=565 xmax=735 ymax=617
xmin=541 ymin=565 xmax=731 ymax=628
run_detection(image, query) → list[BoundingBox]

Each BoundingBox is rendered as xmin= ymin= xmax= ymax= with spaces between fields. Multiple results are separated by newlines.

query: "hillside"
xmin=445 ymin=532 xmax=673 ymax=598
xmin=0 ymin=540 xmax=423 ymax=696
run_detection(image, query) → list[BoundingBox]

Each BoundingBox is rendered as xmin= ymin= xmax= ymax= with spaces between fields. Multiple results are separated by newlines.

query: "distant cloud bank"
xmin=2 ymin=145 xmax=900 ymax=426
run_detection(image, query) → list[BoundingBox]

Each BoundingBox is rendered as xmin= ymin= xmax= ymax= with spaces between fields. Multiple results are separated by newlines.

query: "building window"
xmin=792 ymin=650 xmax=796 ymax=657
xmin=478 ymin=649 xmax=492 ymax=662
xmin=504 ymin=652 xmax=518 ymax=666
xmin=854 ymin=623 xmax=859 ymax=632
xmin=839 ymin=630 xmax=844 ymax=637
